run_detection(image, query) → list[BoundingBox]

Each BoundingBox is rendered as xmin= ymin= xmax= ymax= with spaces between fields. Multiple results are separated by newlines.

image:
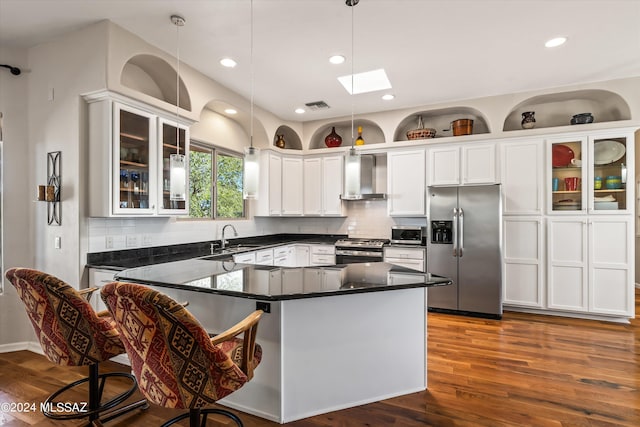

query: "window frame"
xmin=188 ymin=140 xmax=247 ymax=220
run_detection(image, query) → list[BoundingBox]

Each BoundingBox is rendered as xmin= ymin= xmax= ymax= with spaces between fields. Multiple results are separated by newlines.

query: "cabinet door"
xmin=547 ymin=218 xmax=588 ymax=312
xmin=88 ymin=269 xmax=116 ymax=313
xmin=503 ymin=217 xmax=543 ymax=308
xmin=282 ymin=157 xmax=303 ymax=215
xmin=588 ymin=218 xmax=633 ymax=316
xmin=282 ymin=269 xmax=304 ymax=294
xmin=388 ymin=149 xmax=426 ymax=216
xmin=303 ymin=269 xmax=323 ymax=292
xmin=322 ymin=156 xmax=344 ymax=215
xmin=268 ymin=154 xmax=283 ymax=215
xmin=303 ymin=158 xmax=322 ymax=215
xmin=588 ymin=134 xmax=633 ymax=215
xmin=255 ymin=249 xmax=274 ymax=265
xmin=113 ymin=103 xmax=157 ymax=215
xmin=428 ymin=146 xmax=460 ymax=186
xmin=462 ymin=143 xmax=496 ymax=184
xmin=157 ymin=118 xmax=189 ymax=216
xmin=547 ymin=137 xmax=587 ymax=214
xmin=295 ymin=245 xmax=310 ymax=267
xmin=500 ymin=140 xmax=543 ymax=215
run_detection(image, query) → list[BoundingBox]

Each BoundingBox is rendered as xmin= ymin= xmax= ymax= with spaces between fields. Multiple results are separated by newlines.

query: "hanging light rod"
xmin=0 ymin=64 xmax=21 ymax=75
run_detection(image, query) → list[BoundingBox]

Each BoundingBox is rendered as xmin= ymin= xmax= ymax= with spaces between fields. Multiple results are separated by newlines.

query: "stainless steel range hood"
xmin=340 ymin=154 xmax=387 ymax=201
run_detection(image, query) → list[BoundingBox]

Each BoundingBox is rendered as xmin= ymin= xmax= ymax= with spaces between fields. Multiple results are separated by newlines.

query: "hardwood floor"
xmin=1 ymin=290 xmax=638 ymax=426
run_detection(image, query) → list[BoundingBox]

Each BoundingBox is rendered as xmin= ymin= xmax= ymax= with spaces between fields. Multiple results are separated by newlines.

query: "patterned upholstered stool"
xmin=100 ymin=281 xmax=263 ymax=427
xmin=5 ymin=268 xmax=148 ymax=426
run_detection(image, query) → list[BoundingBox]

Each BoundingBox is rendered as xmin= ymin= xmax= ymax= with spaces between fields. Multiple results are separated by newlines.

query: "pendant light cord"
xmin=250 ymin=0 xmax=254 ymax=149
xmin=172 ymin=15 xmax=184 ymax=156
xmin=350 ymin=1 xmax=354 ymax=148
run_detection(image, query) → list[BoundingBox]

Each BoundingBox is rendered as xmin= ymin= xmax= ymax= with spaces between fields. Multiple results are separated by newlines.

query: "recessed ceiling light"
xmin=220 ymin=57 xmax=237 ymax=68
xmin=224 ymin=108 xmax=237 ymax=115
xmin=294 ymin=108 xmax=306 ymax=114
xmin=329 ymin=55 xmax=346 ymax=65
xmin=382 ymin=94 xmax=395 ymax=101
xmin=338 ymin=69 xmax=392 ymax=95
xmin=545 ymin=37 xmax=567 ymax=48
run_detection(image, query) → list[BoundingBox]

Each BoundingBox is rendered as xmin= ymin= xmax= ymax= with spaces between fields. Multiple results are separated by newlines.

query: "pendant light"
xmin=343 ymin=0 xmax=361 ymax=199
xmin=170 ymin=15 xmax=186 ymax=202
xmin=243 ymin=0 xmax=260 ymax=199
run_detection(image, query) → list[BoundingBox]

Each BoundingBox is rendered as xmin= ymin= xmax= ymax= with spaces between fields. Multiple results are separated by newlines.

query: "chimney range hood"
xmin=340 ymin=154 xmax=387 ymax=201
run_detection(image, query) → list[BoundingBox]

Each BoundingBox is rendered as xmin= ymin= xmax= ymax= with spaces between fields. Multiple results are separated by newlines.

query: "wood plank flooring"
xmin=1 ymin=290 xmax=638 ymax=426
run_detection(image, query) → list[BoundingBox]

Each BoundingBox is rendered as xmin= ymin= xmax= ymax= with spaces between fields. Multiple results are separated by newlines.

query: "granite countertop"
xmin=114 ymin=260 xmax=451 ymax=301
xmin=87 ymin=233 xmax=346 ymax=270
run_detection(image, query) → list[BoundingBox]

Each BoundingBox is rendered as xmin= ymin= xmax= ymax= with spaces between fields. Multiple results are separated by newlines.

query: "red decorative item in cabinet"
xmin=324 ymin=126 xmax=342 ymax=148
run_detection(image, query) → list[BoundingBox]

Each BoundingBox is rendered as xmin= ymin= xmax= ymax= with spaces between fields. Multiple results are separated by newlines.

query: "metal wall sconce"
xmin=36 ymin=151 xmax=61 ymax=225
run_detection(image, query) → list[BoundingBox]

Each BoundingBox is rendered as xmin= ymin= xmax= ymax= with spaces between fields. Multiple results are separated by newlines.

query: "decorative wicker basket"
xmin=406 ymin=116 xmax=436 ymax=140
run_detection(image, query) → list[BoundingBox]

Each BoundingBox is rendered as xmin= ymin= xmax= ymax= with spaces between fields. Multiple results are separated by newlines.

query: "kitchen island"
xmin=115 ymin=260 xmax=451 ymax=423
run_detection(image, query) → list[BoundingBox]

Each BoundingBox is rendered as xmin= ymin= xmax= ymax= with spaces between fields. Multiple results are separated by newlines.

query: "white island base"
xmin=149 ymin=285 xmax=428 ymax=423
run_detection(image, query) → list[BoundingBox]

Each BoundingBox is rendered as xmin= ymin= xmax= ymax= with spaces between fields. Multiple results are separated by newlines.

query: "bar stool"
xmin=100 ymin=281 xmax=263 ymax=427
xmin=5 ymin=268 xmax=148 ymax=426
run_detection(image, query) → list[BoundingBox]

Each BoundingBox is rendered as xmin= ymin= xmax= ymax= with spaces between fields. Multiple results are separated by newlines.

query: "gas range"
xmin=335 ymin=238 xmax=390 ymax=250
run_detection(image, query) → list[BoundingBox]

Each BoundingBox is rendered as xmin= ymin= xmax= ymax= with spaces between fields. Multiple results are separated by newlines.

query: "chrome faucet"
xmin=221 ymin=224 xmax=238 ymax=249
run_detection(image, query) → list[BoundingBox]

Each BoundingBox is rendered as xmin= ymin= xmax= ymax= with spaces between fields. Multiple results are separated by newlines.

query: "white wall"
xmin=0 ymin=46 xmax=35 ymax=346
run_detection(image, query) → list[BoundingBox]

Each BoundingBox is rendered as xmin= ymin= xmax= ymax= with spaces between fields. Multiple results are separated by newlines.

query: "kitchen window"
xmin=189 ymin=141 xmax=246 ymax=219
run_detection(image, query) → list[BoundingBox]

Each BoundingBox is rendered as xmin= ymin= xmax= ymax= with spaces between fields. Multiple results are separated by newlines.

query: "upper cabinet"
xmin=500 ymin=139 xmax=544 ymax=215
xmin=254 ymin=150 xmax=304 ymax=216
xmin=86 ymin=93 xmax=191 ymax=217
xmin=547 ymin=130 xmax=633 ymax=215
xmin=304 ymin=156 xmax=344 ymax=216
xmin=427 ymin=143 xmax=498 ymax=187
xmin=387 ymin=149 xmax=426 ymax=216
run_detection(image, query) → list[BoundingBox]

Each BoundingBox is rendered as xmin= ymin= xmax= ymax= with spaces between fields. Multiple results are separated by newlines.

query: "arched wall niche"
xmin=503 ymin=89 xmax=631 ymax=131
xmin=273 ymin=125 xmax=302 ymax=150
xmin=394 ymin=107 xmax=490 ymax=141
xmin=121 ymin=54 xmax=191 ymax=111
xmin=193 ymin=99 xmax=269 ymax=152
xmin=309 ymin=119 xmax=384 ymax=150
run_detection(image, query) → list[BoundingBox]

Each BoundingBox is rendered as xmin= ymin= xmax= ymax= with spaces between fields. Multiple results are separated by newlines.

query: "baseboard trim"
xmin=0 ymin=342 xmax=130 ymax=366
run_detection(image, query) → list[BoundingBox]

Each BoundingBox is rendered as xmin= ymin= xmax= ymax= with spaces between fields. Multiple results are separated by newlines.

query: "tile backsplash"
xmin=87 ymin=200 xmax=427 ymax=253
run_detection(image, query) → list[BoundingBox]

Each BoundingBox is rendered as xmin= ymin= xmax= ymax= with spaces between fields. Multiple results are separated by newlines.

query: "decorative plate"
xmin=552 ymin=144 xmax=575 ymax=167
xmin=594 ymin=140 xmax=625 ymax=165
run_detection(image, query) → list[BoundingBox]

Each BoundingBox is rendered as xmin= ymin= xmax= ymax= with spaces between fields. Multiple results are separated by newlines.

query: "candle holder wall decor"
xmin=36 ymin=151 xmax=61 ymax=225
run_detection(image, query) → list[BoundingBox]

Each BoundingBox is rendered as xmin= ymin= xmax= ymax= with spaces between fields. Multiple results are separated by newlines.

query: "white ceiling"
xmin=2 ymin=0 xmax=640 ymax=122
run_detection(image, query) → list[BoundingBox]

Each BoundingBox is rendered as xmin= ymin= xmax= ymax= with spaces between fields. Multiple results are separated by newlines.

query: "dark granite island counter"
xmin=115 ymin=260 xmax=451 ymax=424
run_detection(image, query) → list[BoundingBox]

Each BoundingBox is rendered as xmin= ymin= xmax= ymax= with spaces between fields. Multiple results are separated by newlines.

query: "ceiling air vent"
xmin=305 ymin=100 xmax=330 ymax=110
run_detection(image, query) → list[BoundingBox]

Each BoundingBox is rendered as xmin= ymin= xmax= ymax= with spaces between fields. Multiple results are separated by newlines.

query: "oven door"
xmin=335 ymin=249 xmax=384 ymax=264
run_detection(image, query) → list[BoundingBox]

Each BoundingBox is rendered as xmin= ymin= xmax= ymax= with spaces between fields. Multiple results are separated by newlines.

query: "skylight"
xmin=337 ymin=69 xmax=392 ymax=95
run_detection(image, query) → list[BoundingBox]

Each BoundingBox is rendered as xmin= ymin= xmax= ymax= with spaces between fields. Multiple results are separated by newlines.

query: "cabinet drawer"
xmin=384 ymin=247 xmax=425 ymax=260
xmin=234 ymin=253 xmax=256 ymax=264
xmin=273 ymin=246 xmax=290 ymax=257
xmin=310 ymin=254 xmax=335 ymax=265
xmin=310 ymin=244 xmax=336 ymax=255
xmin=385 ymin=258 xmax=426 ymax=272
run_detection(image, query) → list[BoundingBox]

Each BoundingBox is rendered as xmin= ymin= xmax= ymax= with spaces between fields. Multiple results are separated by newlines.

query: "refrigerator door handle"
xmin=458 ymin=208 xmax=464 ymax=257
xmin=452 ymin=208 xmax=458 ymax=257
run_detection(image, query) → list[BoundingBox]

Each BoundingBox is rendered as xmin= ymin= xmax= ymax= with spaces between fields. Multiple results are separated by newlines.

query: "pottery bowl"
xmin=407 ymin=128 xmax=436 ymax=140
xmin=570 ymin=113 xmax=594 ymax=125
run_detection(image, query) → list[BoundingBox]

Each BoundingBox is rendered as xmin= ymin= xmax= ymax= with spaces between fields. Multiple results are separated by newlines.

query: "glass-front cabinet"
xmin=114 ymin=103 xmax=156 ymax=215
xmin=547 ymin=131 xmax=633 ymax=214
xmin=158 ymin=118 xmax=189 ymax=215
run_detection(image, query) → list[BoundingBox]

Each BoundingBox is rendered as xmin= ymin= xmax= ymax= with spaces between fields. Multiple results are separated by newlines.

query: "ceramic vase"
xmin=275 ymin=134 xmax=286 ymax=149
xmin=521 ymin=111 xmax=536 ymax=129
xmin=325 ymin=126 xmax=342 ymax=148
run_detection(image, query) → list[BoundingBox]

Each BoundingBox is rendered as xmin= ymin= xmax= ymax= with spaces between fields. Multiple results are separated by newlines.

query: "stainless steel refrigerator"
xmin=427 ymin=184 xmax=502 ymax=318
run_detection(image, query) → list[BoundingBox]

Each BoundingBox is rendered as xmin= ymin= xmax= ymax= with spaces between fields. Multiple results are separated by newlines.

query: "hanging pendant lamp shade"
xmin=243 ymin=0 xmax=259 ymax=200
xmin=170 ymin=14 xmax=186 ymax=202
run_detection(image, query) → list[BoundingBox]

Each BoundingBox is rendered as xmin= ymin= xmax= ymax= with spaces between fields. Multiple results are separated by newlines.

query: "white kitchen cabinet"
xmin=282 ymin=268 xmax=304 ymax=294
xmin=282 ymin=156 xmax=304 ymax=215
xmin=309 ymin=244 xmax=336 ymax=266
xmin=547 ymin=218 xmax=588 ymax=312
xmin=502 ymin=217 xmax=544 ymax=308
xmin=304 ymin=267 xmax=345 ymax=292
xmin=427 ymin=143 xmax=497 ymax=187
xmin=547 ymin=131 xmax=634 ymax=215
xmin=294 ymin=245 xmax=310 ymax=267
xmin=255 ymin=248 xmax=274 ymax=266
xmin=387 ymin=149 xmax=426 ymax=216
xmin=274 ymin=245 xmax=295 ymax=267
xmin=500 ymin=140 xmax=543 ymax=215
xmin=383 ymin=246 xmax=426 ymax=272
xmin=546 ymin=217 xmax=632 ymax=317
xmin=233 ymin=252 xmax=257 ymax=264
xmin=588 ymin=218 xmax=633 ymax=316
xmin=88 ymin=268 xmax=117 ymax=313
xmin=86 ymin=93 xmax=191 ymax=217
xmin=304 ymin=156 xmax=344 ymax=216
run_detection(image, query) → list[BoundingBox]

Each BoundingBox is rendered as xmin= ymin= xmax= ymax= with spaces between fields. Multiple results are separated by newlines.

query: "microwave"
xmin=390 ymin=226 xmax=427 ymax=245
